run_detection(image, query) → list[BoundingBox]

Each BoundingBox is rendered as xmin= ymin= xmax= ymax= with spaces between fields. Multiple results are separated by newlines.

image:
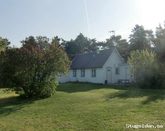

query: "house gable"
xmin=102 ymin=48 xmax=126 ymax=83
xmin=103 ymin=48 xmax=124 ymax=68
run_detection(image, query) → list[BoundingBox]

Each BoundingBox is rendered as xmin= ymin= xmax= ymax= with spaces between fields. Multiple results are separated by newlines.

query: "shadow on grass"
xmin=57 ymin=82 xmax=104 ymax=93
xmin=0 ymin=96 xmax=33 ymax=116
xmin=58 ymin=82 xmax=165 ymax=104
xmin=57 ymin=82 xmax=130 ymax=93
xmin=106 ymin=87 xmax=165 ymax=104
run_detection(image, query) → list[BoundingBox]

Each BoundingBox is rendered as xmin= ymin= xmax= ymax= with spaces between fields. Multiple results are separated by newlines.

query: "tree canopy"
xmin=129 ymin=25 xmax=154 ymax=51
xmin=0 ymin=37 xmax=10 ymax=52
xmin=62 ymin=33 xmax=99 ymax=59
xmin=154 ymin=24 xmax=165 ymax=62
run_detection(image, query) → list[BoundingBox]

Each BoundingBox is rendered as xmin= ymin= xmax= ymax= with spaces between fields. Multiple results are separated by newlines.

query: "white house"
xmin=59 ymin=47 xmax=133 ymax=84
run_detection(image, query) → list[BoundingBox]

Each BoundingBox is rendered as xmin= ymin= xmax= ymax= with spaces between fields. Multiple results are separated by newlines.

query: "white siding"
xmin=119 ymin=64 xmax=133 ymax=82
xmin=59 ymin=68 xmax=105 ymax=84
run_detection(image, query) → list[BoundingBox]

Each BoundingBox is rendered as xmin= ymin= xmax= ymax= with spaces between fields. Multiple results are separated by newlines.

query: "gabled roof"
xmin=71 ymin=47 xmax=115 ymax=69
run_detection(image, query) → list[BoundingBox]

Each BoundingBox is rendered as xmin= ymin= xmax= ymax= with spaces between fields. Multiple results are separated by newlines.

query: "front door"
xmin=106 ymin=67 xmax=112 ymax=84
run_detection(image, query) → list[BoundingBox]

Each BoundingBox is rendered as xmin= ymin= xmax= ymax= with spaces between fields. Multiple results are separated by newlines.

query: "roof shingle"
xmin=71 ymin=47 xmax=115 ymax=69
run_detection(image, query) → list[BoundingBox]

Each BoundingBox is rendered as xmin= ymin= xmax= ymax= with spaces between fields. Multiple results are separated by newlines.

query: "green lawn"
xmin=0 ymin=83 xmax=165 ymax=131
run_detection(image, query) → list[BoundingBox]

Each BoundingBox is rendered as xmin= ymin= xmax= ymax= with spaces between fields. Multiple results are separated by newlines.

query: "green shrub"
xmin=0 ymin=36 xmax=70 ymax=99
xmin=137 ymin=70 xmax=164 ymax=89
xmin=128 ymin=50 xmax=165 ymax=89
xmin=16 ymin=80 xmax=58 ymax=99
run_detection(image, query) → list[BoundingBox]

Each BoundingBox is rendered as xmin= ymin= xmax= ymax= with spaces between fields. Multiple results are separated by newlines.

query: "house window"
xmin=115 ymin=67 xmax=119 ymax=75
xmin=81 ymin=69 xmax=85 ymax=77
xmin=91 ymin=69 xmax=96 ymax=77
xmin=73 ymin=70 xmax=77 ymax=77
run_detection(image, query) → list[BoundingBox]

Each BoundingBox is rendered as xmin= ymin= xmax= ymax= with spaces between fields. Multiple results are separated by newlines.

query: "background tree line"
xmin=1 ymin=23 xmax=164 ymax=63
xmin=62 ymin=24 xmax=165 ymax=63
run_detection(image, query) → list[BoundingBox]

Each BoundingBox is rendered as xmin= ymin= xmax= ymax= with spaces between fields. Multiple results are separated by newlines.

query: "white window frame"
xmin=115 ymin=67 xmax=120 ymax=75
xmin=73 ymin=69 xmax=77 ymax=77
xmin=81 ymin=69 xmax=85 ymax=77
xmin=91 ymin=69 xmax=96 ymax=77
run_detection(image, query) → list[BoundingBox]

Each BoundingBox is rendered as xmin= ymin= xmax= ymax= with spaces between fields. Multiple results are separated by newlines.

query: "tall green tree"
xmin=63 ymin=33 xmax=99 ymax=59
xmin=154 ymin=23 xmax=165 ymax=62
xmin=0 ymin=48 xmax=17 ymax=87
xmin=129 ymin=25 xmax=154 ymax=51
xmin=0 ymin=37 xmax=10 ymax=86
xmin=0 ymin=37 xmax=10 ymax=52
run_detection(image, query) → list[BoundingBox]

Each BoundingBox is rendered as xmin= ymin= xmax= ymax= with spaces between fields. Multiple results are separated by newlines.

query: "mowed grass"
xmin=0 ymin=83 xmax=165 ymax=131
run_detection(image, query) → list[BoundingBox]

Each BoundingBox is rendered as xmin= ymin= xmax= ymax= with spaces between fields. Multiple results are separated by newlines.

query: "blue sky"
xmin=0 ymin=0 xmax=165 ymax=47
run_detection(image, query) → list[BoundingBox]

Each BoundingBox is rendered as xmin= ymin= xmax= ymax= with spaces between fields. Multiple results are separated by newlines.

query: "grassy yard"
xmin=0 ymin=83 xmax=165 ymax=131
